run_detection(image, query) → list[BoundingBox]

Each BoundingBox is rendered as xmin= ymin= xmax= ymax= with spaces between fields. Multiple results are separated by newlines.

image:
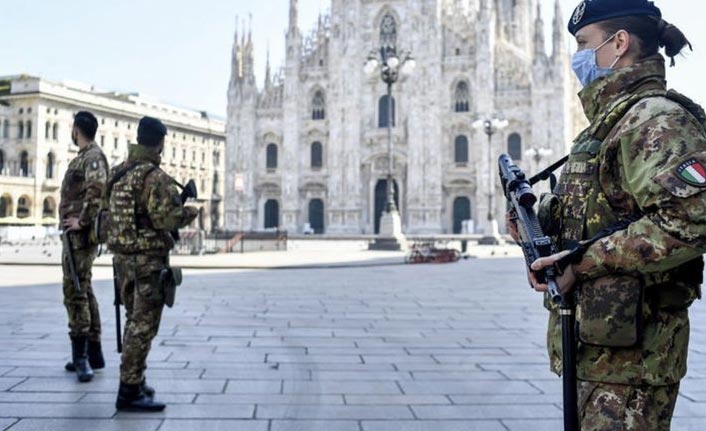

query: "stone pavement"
xmin=0 ymin=259 xmax=704 ymax=430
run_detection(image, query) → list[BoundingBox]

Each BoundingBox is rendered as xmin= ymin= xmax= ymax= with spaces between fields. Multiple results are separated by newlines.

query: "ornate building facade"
xmin=226 ymin=0 xmax=584 ymax=235
xmin=0 ymin=75 xmax=226 ymax=232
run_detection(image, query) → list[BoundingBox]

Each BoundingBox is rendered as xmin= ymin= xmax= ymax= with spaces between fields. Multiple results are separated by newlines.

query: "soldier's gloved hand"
xmin=62 ymin=216 xmax=81 ymax=232
xmin=529 ymin=250 xmax=576 ymax=294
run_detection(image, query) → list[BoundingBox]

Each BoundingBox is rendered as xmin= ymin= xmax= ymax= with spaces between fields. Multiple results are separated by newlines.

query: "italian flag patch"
xmin=677 ymin=158 xmax=706 ymax=187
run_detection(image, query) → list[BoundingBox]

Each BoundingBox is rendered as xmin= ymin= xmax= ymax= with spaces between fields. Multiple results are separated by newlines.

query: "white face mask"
xmin=571 ymin=32 xmax=622 ymax=87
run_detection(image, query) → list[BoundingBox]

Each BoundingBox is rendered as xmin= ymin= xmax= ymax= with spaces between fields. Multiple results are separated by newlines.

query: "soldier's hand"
xmin=529 ymin=250 xmax=576 ymax=294
xmin=62 ymin=216 xmax=81 ymax=232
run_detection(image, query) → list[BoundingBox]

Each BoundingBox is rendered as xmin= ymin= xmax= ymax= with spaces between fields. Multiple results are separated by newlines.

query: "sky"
xmin=0 ymin=0 xmax=703 ymax=118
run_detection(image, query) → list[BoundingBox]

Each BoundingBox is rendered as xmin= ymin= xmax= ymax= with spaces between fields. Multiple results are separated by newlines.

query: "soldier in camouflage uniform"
xmin=59 ymin=111 xmax=107 ymax=382
xmin=520 ymin=1 xmax=705 ymax=429
xmin=107 ymin=116 xmax=197 ymax=412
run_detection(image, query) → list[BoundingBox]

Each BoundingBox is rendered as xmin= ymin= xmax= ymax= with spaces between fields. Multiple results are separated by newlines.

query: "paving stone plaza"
xmin=0 ymin=258 xmax=705 ymax=430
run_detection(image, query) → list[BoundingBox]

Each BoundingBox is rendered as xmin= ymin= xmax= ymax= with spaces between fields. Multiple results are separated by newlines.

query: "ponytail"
xmin=657 ymin=19 xmax=692 ymax=66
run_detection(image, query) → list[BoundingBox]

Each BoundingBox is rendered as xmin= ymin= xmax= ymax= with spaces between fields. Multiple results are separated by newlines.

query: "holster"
xmin=159 ymin=267 xmax=182 ymax=308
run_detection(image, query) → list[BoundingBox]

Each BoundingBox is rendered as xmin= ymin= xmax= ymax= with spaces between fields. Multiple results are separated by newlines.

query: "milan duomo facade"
xmin=225 ymin=0 xmax=584 ymax=235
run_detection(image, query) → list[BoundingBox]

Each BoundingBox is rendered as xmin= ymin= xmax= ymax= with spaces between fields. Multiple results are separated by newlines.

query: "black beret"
xmin=568 ymin=0 xmax=661 ymax=35
xmin=137 ymin=116 xmax=168 ymax=147
xmin=73 ymin=111 xmax=98 ymax=140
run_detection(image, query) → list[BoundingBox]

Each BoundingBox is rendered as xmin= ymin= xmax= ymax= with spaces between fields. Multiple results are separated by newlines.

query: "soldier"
xmin=60 ymin=111 xmax=107 ymax=382
xmin=107 ymin=116 xmax=197 ymax=412
xmin=515 ymin=0 xmax=705 ymax=429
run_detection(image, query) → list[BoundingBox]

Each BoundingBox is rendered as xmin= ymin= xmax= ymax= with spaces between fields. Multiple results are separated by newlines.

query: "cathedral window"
xmin=52 ymin=123 xmax=58 ymax=140
xmin=312 ymin=91 xmax=326 ymax=120
xmin=46 ymin=152 xmax=55 ymax=179
xmin=2 ymin=120 xmax=9 ymax=138
xmin=454 ymin=81 xmax=470 ymax=112
xmin=18 ymin=122 xmax=24 ymax=139
xmin=42 ymin=197 xmax=55 ymax=218
xmin=378 ymin=95 xmax=396 ymax=128
xmin=17 ymin=196 xmax=31 ymax=218
xmin=0 ymin=150 xmax=4 ymax=174
xmin=380 ymin=13 xmax=397 ymax=49
xmin=20 ymin=151 xmax=29 ymax=177
xmin=508 ymin=133 xmax=522 ymax=160
xmin=266 ymin=143 xmax=278 ymax=170
xmin=26 ymin=121 xmax=32 ymax=139
xmin=311 ymin=142 xmax=323 ymax=169
xmin=45 ymin=122 xmax=51 ymax=139
xmin=454 ymin=135 xmax=469 ymax=164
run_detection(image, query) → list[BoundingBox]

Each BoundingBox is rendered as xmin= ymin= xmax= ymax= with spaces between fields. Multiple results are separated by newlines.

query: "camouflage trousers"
xmin=579 ymin=380 xmax=680 ymax=430
xmin=114 ymin=253 xmax=167 ymax=385
xmin=62 ymin=245 xmax=101 ymax=340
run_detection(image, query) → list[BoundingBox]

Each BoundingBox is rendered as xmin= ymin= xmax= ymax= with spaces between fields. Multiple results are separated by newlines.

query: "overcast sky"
xmin=0 ymin=0 xmax=702 ymax=117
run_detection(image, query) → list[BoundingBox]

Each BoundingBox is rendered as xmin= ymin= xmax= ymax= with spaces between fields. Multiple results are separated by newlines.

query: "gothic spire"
xmin=288 ymin=0 xmax=299 ymax=36
xmin=534 ymin=1 xmax=546 ymax=60
xmin=551 ymin=0 xmax=566 ymax=61
xmin=264 ymin=43 xmax=272 ymax=90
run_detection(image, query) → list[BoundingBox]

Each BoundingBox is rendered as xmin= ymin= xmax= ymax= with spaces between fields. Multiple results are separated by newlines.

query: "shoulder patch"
xmin=90 ymin=160 xmax=100 ymax=171
xmin=677 ymin=159 xmax=706 ymax=187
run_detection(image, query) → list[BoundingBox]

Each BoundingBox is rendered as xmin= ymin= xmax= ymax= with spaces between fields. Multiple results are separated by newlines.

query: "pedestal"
xmin=369 ymin=210 xmax=406 ymax=251
xmin=478 ymin=219 xmax=504 ymax=245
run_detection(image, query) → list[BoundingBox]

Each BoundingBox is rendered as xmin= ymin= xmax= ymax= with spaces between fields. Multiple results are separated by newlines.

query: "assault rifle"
xmin=62 ymin=231 xmax=82 ymax=295
xmin=170 ymin=179 xmax=198 ymax=241
xmin=498 ymin=153 xmax=578 ymax=431
xmin=113 ymin=259 xmax=122 ymax=353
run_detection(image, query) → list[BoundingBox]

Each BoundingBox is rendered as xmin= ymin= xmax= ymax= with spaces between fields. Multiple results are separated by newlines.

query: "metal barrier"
xmin=173 ymin=230 xmax=288 ymax=255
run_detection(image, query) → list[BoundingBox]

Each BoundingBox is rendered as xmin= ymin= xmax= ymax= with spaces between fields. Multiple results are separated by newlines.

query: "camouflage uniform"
xmin=107 ymin=144 xmax=197 ymax=385
xmin=546 ymin=55 xmax=706 ymax=430
xmin=59 ymin=141 xmax=107 ymax=339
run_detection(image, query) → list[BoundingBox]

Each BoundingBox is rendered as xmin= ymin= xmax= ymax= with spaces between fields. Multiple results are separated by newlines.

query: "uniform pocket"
xmin=576 ymin=274 xmax=644 ymax=347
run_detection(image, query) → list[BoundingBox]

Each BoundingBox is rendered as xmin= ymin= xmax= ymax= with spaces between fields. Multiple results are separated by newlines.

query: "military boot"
xmin=70 ymin=336 xmax=94 ymax=383
xmin=65 ymin=340 xmax=105 ymax=372
xmin=115 ymin=382 xmax=165 ymax=412
xmin=141 ymin=378 xmax=156 ymax=398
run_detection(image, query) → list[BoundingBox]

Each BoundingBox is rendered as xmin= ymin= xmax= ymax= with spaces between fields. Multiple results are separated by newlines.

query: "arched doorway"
xmin=308 ymin=199 xmax=324 ymax=234
xmin=264 ymin=199 xmax=279 ymax=229
xmin=374 ymin=179 xmax=400 ymax=234
xmin=453 ymin=197 xmax=471 ymax=234
xmin=17 ymin=195 xmax=31 ymax=219
xmin=20 ymin=151 xmax=29 ymax=177
xmin=42 ymin=197 xmax=56 ymax=219
xmin=0 ymin=194 xmax=11 ymax=218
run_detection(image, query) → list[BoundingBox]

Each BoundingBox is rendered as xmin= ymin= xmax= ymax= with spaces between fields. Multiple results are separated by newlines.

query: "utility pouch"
xmin=576 ymin=274 xmax=644 ymax=347
xmin=537 ymin=193 xmax=562 ymax=238
xmin=159 ymin=267 xmax=182 ymax=308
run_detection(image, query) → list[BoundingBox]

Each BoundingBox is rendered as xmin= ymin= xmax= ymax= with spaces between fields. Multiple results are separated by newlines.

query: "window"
xmin=0 ymin=194 xmax=9 ymax=218
xmin=2 ymin=120 xmax=8 ymax=138
xmin=17 ymin=196 xmax=31 ymax=218
xmin=213 ymin=172 xmax=219 ymax=195
xmin=19 ymin=108 xmax=23 ymax=114
xmin=508 ymin=133 xmax=522 ymax=160
xmin=0 ymin=150 xmax=4 ymax=174
xmin=42 ymin=197 xmax=55 ymax=218
xmin=454 ymin=135 xmax=469 ymax=163
xmin=454 ymin=81 xmax=470 ymax=112
xmin=100 ymin=136 xmax=105 ymax=147
xmin=378 ymin=95 xmax=396 ymax=128
xmin=46 ymin=152 xmax=55 ymax=179
xmin=312 ymin=91 xmax=325 ymax=120
xmin=20 ymin=151 xmax=29 ymax=176
xmin=45 ymin=122 xmax=51 ymax=139
xmin=311 ymin=142 xmax=323 ymax=169
xmin=172 ymin=148 xmax=176 ymax=159
xmin=266 ymin=144 xmax=278 ymax=170
xmin=26 ymin=121 xmax=32 ymax=139
xmin=18 ymin=122 xmax=24 ymax=139
xmin=114 ymin=137 xmax=118 ymax=149
xmin=52 ymin=123 xmax=58 ymax=140
xmin=380 ymin=13 xmax=397 ymax=49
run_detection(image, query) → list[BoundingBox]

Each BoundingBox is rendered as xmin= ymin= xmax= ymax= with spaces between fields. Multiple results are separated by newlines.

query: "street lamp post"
xmin=472 ymin=116 xmax=508 ymax=244
xmin=364 ymin=46 xmax=415 ymax=250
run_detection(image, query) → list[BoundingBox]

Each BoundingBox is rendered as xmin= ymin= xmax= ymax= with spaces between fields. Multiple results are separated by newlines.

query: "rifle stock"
xmin=498 ymin=153 xmax=578 ymax=431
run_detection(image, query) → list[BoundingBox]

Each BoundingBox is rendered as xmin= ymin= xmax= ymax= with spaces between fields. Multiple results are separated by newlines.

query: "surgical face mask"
xmin=572 ymin=32 xmax=622 ymax=87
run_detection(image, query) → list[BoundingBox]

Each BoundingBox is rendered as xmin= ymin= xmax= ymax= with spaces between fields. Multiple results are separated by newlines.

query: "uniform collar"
xmin=127 ymin=144 xmax=162 ymax=166
xmin=578 ymin=54 xmax=667 ymax=123
xmin=77 ymin=141 xmax=98 ymax=154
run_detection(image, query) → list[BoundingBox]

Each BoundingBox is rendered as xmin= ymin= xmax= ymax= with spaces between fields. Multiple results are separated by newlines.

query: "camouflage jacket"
xmin=548 ymin=55 xmax=706 ymax=386
xmin=106 ymin=144 xmax=198 ymax=256
xmin=59 ymin=141 xmax=107 ymax=229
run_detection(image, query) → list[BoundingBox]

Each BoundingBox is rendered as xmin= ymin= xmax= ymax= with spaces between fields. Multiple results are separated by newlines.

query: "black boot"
xmin=70 ymin=336 xmax=94 ymax=383
xmin=115 ymin=382 xmax=165 ymax=412
xmin=65 ymin=340 xmax=105 ymax=372
xmin=87 ymin=340 xmax=105 ymax=369
xmin=141 ymin=378 xmax=155 ymax=398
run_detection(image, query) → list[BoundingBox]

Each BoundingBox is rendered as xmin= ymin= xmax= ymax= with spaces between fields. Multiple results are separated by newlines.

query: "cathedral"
xmin=225 ymin=0 xmax=584 ymax=235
